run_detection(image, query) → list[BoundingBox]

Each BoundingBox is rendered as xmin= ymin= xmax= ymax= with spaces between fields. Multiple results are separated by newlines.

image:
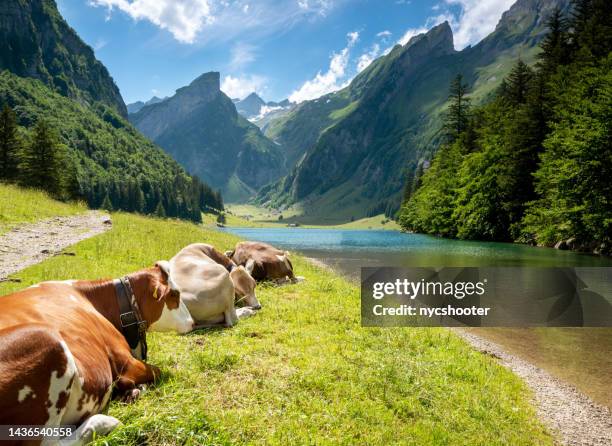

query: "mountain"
xmin=0 ymin=0 xmax=221 ymax=221
xmin=234 ymin=93 xmax=266 ymax=119
xmin=130 ymin=73 xmax=285 ymax=202
xmin=127 ymin=96 xmax=166 ymax=114
xmin=234 ymin=93 xmax=295 ymax=131
xmin=258 ymin=0 xmax=570 ymax=222
xmin=0 ymin=0 xmax=127 ymax=117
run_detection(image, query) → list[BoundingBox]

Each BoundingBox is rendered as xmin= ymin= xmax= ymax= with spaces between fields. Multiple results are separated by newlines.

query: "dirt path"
xmin=0 ymin=211 xmax=111 ymax=281
xmin=455 ymin=329 xmax=612 ymax=446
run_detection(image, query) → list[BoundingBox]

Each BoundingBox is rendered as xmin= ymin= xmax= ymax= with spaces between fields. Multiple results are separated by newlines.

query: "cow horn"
xmin=245 ymin=259 xmax=256 ymax=275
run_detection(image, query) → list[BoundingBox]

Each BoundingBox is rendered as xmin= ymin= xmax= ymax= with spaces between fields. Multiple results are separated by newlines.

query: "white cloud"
xmin=221 ymin=74 xmax=266 ymax=99
xmin=357 ymin=43 xmax=380 ymax=72
xmin=288 ymin=31 xmax=358 ymax=103
xmin=397 ymin=26 xmax=429 ymax=46
xmin=90 ymin=0 xmax=214 ymax=44
xmin=376 ymin=30 xmax=392 ymax=38
xmin=90 ymin=0 xmax=342 ymax=45
xmin=347 ymin=31 xmax=359 ymax=45
xmin=391 ymin=0 xmax=513 ymax=52
xmin=93 ymin=38 xmax=108 ymax=51
xmin=297 ymin=0 xmax=333 ymax=16
xmin=444 ymin=0 xmax=515 ymax=49
xmin=229 ymin=42 xmax=257 ymax=70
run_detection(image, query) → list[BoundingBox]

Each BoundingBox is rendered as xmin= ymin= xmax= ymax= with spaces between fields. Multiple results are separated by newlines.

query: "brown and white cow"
xmin=170 ymin=243 xmax=260 ymax=328
xmin=0 ymin=262 xmax=194 ymax=446
xmin=226 ymin=241 xmax=296 ymax=282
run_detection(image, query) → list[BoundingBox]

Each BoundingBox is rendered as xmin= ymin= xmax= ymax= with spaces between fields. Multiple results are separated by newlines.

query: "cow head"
xmin=230 ymin=266 xmax=261 ymax=309
xmin=139 ymin=261 xmax=194 ymax=334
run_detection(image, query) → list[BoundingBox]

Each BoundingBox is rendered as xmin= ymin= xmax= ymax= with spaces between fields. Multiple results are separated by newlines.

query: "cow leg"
xmin=224 ymin=307 xmax=239 ymax=327
xmin=236 ymin=307 xmax=257 ymax=319
xmin=46 ymin=414 xmax=120 ymax=446
xmin=113 ymin=354 xmax=161 ymax=399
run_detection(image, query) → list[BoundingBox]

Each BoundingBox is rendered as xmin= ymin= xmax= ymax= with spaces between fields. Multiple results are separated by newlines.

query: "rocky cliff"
xmin=0 ymin=0 xmax=127 ymax=117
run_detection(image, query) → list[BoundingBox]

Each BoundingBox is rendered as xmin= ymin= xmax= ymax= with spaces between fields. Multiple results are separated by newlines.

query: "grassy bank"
xmin=0 ymin=184 xmax=86 ymax=234
xmin=222 ymin=204 xmax=400 ymax=230
xmin=0 ymin=208 xmax=552 ymax=445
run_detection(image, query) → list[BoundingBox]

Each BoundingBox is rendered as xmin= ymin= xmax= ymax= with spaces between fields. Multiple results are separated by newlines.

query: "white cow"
xmin=170 ymin=243 xmax=260 ymax=327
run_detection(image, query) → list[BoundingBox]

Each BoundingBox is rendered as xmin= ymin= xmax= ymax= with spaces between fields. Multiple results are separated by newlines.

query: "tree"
xmin=538 ymin=8 xmax=569 ymax=74
xmin=444 ymin=74 xmax=471 ymax=142
xmin=100 ymin=193 xmax=113 ymax=211
xmin=20 ymin=119 xmax=64 ymax=195
xmin=154 ymin=200 xmax=166 ymax=218
xmin=522 ymin=58 xmax=612 ymax=250
xmin=0 ymin=105 xmax=21 ymax=181
xmin=503 ymin=59 xmax=534 ymax=105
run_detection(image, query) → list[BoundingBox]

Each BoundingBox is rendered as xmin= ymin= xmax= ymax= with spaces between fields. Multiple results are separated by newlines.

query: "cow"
xmin=226 ymin=241 xmax=296 ymax=283
xmin=0 ymin=262 xmax=194 ymax=446
xmin=170 ymin=243 xmax=260 ymax=328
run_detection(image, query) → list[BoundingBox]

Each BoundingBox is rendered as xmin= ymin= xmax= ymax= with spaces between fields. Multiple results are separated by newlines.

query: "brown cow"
xmin=226 ymin=241 xmax=296 ymax=282
xmin=0 ymin=262 xmax=194 ymax=446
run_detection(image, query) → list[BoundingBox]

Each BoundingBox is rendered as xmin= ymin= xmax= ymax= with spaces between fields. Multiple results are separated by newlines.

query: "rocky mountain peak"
xmin=188 ymin=71 xmax=221 ymax=92
xmin=400 ymin=21 xmax=455 ymax=58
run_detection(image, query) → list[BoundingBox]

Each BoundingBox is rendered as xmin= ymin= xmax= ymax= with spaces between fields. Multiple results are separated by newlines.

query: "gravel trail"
xmin=455 ymin=329 xmax=612 ymax=446
xmin=0 ymin=211 xmax=111 ymax=281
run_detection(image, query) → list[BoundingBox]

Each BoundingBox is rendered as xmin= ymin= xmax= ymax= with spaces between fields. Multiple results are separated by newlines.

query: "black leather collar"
xmin=113 ymin=277 xmax=148 ymax=361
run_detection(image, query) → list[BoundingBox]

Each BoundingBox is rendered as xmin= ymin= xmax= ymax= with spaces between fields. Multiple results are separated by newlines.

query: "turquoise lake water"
xmin=222 ymin=228 xmax=612 ymax=278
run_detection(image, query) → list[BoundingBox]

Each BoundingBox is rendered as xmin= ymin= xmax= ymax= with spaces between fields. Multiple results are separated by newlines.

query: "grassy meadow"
xmin=0 ymin=184 xmax=86 ymax=234
xmin=0 ymin=197 xmax=553 ymax=445
xmin=222 ymin=204 xmax=400 ymax=230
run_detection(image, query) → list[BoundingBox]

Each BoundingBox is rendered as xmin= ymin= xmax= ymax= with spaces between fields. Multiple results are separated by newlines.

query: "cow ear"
xmin=245 ymin=259 xmax=256 ymax=276
xmin=155 ymin=261 xmax=171 ymax=281
xmin=224 ymin=250 xmax=234 ymax=258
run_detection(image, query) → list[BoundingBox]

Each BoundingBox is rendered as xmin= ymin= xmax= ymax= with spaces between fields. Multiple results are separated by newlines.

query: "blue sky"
xmin=57 ymin=0 xmax=514 ymax=104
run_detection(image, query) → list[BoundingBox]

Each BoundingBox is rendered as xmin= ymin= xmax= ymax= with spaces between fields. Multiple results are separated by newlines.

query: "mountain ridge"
xmin=130 ymin=72 xmax=285 ymax=202
xmin=257 ymin=0 xmax=570 ymax=221
xmin=0 ymin=0 xmax=127 ymax=117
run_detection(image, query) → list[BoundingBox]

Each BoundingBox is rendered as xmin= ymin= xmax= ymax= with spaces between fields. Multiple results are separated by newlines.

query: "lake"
xmin=222 ymin=228 xmax=612 ymax=279
xmin=222 ymin=227 xmax=612 ymax=408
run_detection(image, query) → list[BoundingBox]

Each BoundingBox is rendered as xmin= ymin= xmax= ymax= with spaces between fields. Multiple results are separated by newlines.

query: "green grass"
xmin=0 ymin=184 xmax=86 ymax=234
xmin=223 ymin=204 xmax=401 ymax=230
xmin=0 ymin=211 xmax=552 ymax=445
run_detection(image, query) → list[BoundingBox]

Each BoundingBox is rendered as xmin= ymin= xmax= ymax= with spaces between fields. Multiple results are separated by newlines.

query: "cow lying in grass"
xmin=170 ymin=243 xmax=260 ymax=328
xmin=226 ymin=241 xmax=297 ymax=283
xmin=0 ymin=262 xmax=194 ymax=446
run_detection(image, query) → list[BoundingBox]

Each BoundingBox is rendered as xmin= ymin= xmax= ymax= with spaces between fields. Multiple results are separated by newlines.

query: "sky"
xmin=57 ymin=0 xmax=515 ymax=104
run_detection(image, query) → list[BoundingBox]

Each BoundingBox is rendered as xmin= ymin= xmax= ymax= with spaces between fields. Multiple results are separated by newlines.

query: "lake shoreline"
xmin=455 ymin=329 xmax=612 ymax=445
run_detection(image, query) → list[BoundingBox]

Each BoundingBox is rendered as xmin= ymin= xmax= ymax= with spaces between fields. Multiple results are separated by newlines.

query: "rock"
xmin=103 ymin=219 xmax=112 ymax=225
xmin=41 ymin=249 xmax=51 ymax=254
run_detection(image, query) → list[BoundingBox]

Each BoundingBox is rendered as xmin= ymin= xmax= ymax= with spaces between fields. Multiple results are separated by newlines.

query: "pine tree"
xmin=538 ymin=8 xmax=569 ymax=74
xmin=444 ymin=74 xmax=471 ymax=142
xmin=20 ymin=119 xmax=64 ymax=195
xmin=100 ymin=193 xmax=113 ymax=211
xmin=154 ymin=200 xmax=166 ymax=218
xmin=504 ymin=59 xmax=534 ymax=105
xmin=0 ymin=105 xmax=21 ymax=181
xmin=134 ymin=185 xmax=145 ymax=214
xmin=63 ymin=159 xmax=82 ymax=200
